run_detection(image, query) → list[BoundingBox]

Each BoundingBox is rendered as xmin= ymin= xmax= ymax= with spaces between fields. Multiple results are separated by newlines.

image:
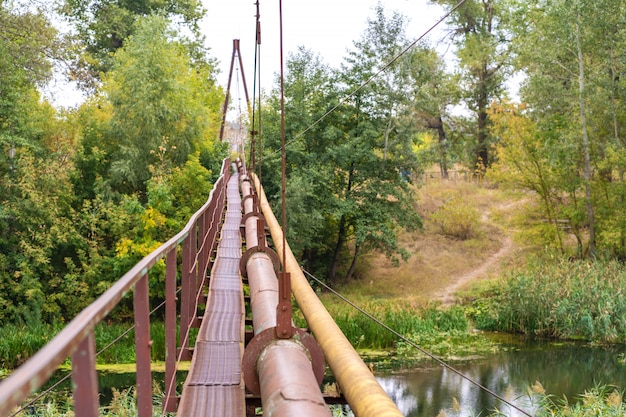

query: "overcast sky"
xmin=200 ymin=0 xmax=448 ymax=98
xmin=48 ymin=0 xmax=451 ymax=108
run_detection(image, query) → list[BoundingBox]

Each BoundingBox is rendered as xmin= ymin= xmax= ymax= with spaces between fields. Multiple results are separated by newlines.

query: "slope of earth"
xmin=340 ymin=179 xmax=531 ymax=306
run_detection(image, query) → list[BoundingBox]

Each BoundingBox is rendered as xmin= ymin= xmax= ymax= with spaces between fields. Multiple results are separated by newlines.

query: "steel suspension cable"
xmin=278 ymin=0 xmax=287 ymax=268
xmin=251 ymin=0 xmax=263 ymax=182
xmin=257 ymin=38 xmax=263 ymax=184
xmin=250 ymin=1 xmax=259 ymax=171
xmin=302 ymin=268 xmax=535 ymax=417
xmin=271 ymin=0 xmax=469 ymax=155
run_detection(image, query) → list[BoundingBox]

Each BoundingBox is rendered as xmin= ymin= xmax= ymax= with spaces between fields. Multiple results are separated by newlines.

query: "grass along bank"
xmin=317 ymin=297 xmax=498 ymax=361
xmin=0 ymin=321 xmax=172 ymax=370
xmin=465 ymin=258 xmax=626 ymax=343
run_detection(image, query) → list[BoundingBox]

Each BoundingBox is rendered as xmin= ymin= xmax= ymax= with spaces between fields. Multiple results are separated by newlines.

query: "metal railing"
xmin=0 ymin=158 xmax=231 ymax=417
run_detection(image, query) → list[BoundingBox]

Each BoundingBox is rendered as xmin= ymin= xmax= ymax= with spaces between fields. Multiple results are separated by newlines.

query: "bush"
xmin=430 ymin=196 xmax=481 ymax=239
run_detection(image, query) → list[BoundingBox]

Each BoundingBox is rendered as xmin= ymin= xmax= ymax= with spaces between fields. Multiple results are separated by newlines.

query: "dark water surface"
xmin=377 ymin=338 xmax=626 ymax=417
xmin=26 ymin=338 xmax=626 ymax=416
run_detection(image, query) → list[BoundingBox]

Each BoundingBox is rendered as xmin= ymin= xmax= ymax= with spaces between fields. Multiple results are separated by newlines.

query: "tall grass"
xmin=470 ymin=259 xmax=626 ymax=342
xmin=322 ymin=299 xmax=497 ymax=359
xmin=0 ymin=322 xmax=169 ymax=370
xmin=535 ymin=385 xmax=625 ymax=417
xmin=13 ymin=386 xmax=175 ymax=417
xmin=326 ymin=300 xmax=468 ymax=349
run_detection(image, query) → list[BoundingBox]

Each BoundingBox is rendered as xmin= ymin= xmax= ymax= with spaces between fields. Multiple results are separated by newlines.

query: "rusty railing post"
xmin=71 ymin=331 xmax=99 ymax=417
xmin=197 ymin=213 xmax=207 ymax=305
xmin=134 ymin=273 xmax=152 ymax=417
xmin=190 ymin=221 xmax=199 ymax=328
xmin=164 ymin=248 xmax=178 ymax=412
xmin=180 ymin=234 xmax=192 ymax=360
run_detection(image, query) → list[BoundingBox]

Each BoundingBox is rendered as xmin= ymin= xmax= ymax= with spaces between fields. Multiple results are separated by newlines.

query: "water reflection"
xmin=377 ymin=341 xmax=626 ymax=417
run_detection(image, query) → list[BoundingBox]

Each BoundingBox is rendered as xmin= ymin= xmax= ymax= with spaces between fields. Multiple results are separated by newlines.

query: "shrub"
xmin=430 ymin=196 xmax=481 ymax=239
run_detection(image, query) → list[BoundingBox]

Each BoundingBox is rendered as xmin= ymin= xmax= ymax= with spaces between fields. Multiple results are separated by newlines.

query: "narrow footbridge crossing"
xmin=0 ymin=159 xmax=402 ymax=417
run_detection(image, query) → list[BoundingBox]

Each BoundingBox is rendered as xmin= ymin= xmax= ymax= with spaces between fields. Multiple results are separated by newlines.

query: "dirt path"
xmin=436 ymin=235 xmax=513 ymax=305
xmin=435 ymin=201 xmax=520 ymax=306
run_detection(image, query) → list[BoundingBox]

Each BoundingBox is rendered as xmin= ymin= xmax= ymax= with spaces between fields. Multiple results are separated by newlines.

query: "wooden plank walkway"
xmin=177 ymin=169 xmax=245 ymax=416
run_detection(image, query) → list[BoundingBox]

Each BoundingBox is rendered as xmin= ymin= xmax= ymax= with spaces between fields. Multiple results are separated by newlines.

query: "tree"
xmin=0 ymin=2 xmax=61 ymax=163
xmin=325 ymin=4 xmax=421 ymax=282
xmin=404 ymin=45 xmax=461 ymax=178
xmin=61 ymin=0 xmax=206 ymax=86
xmin=431 ymin=0 xmax=512 ymax=170
xmin=100 ymin=15 xmax=222 ymax=195
xmin=261 ymin=6 xmax=422 ymax=285
xmin=500 ymin=0 xmax=626 ymax=258
xmin=488 ymin=102 xmax=569 ymax=252
xmin=343 ymin=3 xmax=409 ymax=164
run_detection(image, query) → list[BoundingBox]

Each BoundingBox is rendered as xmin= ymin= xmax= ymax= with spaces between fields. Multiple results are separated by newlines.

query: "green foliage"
xmin=535 ymin=386 xmax=626 ymax=417
xmin=61 ymin=0 xmax=206 ymax=83
xmin=0 ymin=4 xmax=61 ymax=86
xmin=0 ymin=11 xmax=225 ymax=326
xmin=498 ymin=0 xmax=626 ymax=259
xmin=430 ymin=195 xmax=481 ymax=239
xmin=326 ymin=300 xmax=495 ymax=357
xmin=430 ymin=0 xmax=512 ymax=168
xmin=21 ymin=386 xmax=175 ymax=417
xmin=471 ymin=259 xmax=626 ymax=343
xmin=103 ymin=15 xmax=220 ymax=194
xmin=0 ymin=321 xmax=168 ymax=370
xmin=261 ymin=9 xmax=422 ymax=284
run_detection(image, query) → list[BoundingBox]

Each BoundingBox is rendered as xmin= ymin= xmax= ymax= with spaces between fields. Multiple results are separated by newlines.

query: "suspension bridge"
xmin=0 ymin=0 xmax=539 ymax=414
xmin=0 ymin=157 xmax=406 ymax=417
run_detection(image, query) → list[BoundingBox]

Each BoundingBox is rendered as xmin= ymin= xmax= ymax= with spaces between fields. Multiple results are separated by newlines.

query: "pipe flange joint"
xmin=242 ymin=327 xmax=325 ymax=395
xmin=239 ymin=245 xmax=281 ymax=279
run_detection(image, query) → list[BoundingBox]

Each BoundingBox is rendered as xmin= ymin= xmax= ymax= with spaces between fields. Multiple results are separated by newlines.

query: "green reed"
xmin=534 ymin=385 xmax=625 ymax=417
xmin=471 ymin=258 xmax=626 ymax=343
xmin=324 ymin=299 xmax=489 ymax=353
xmin=0 ymin=321 xmax=169 ymax=370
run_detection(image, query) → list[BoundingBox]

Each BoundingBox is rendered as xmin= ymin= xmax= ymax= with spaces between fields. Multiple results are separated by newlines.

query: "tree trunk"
xmin=383 ymin=115 xmax=393 ymax=163
xmin=576 ymin=15 xmax=595 ymax=258
xmin=476 ymin=76 xmax=489 ymax=172
xmin=345 ymin=244 xmax=361 ymax=281
xmin=436 ymin=115 xmax=449 ymax=179
xmin=328 ymin=214 xmax=346 ymax=285
xmin=328 ymin=162 xmax=355 ymax=284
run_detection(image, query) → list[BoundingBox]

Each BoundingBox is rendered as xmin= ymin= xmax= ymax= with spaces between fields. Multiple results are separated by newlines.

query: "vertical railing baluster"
xmin=180 ymin=234 xmax=191 ymax=360
xmin=198 ymin=212 xmax=207 ymax=303
xmin=72 ymin=332 xmax=99 ymax=417
xmin=190 ymin=221 xmax=199 ymax=328
xmin=134 ymin=273 xmax=152 ymax=417
xmin=164 ymin=248 xmax=178 ymax=412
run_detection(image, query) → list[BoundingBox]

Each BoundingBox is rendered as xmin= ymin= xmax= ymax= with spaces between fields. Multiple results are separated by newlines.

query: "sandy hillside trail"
xmin=435 ymin=201 xmax=520 ymax=306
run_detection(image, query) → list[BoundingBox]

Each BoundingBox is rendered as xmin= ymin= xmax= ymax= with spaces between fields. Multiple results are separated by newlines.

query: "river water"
xmin=31 ymin=337 xmax=626 ymax=416
xmin=376 ymin=338 xmax=626 ymax=416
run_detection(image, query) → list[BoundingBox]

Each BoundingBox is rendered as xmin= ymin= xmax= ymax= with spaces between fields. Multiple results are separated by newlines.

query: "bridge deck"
xmin=177 ymin=170 xmax=245 ymax=416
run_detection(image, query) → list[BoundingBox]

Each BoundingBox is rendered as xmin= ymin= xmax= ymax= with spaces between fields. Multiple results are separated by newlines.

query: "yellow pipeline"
xmin=253 ymin=174 xmax=403 ymax=417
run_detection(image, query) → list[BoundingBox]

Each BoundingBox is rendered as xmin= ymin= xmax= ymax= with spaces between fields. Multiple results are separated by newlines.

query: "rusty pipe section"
xmin=258 ymin=340 xmax=329 ymax=417
xmin=241 ymin=174 xmax=279 ymax=334
xmin=247 ymin=253 xmax=279 ymax=334
xmin=239 ymin=171 xmax=330 ymax=417
xmin=252 ymin=173 xmax=403 ymax=417
xmin=241 ymin=178 xmax=261 ymax=248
